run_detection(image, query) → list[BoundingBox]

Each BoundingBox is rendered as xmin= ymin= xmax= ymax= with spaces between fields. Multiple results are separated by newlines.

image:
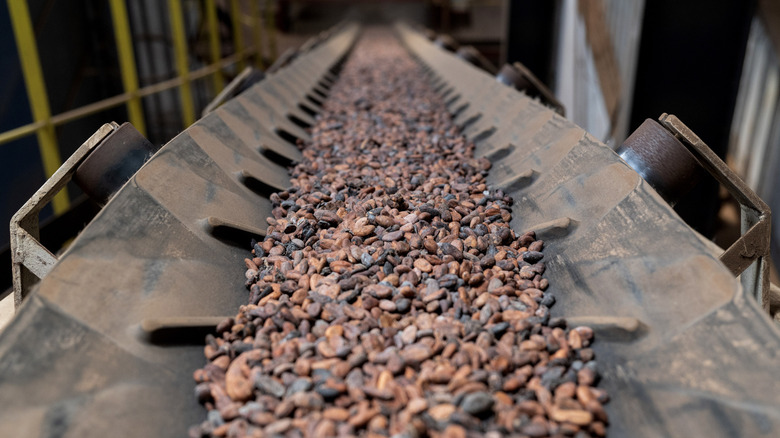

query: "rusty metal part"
xmin=73 ymin=122 xmax=159 ymax=205
xmin=658 ymin=113 xmax=772 ymax=309
xmin=433 ymin=34 xmax=458 ymax=51
xmin=397 ymin=23 xmax=780 ymax=437
xmin=616 ymin=118 xmax=703 ymax=206
xmin=10 ymin=122 xmax=119 ymax=308
xmin=455 ymin=45 xmax=498 ymax=75
xmin=620 ymin=115 xmax=772 ymax=309
xmin=496 ymin=62 xmax=565 ymax=116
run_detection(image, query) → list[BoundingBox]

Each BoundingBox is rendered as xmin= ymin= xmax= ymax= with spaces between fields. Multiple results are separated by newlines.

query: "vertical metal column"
xmin=7 ymin=0 xmax=69 ymax=214
xmin=266 ymin=0 xmax=278 ymax=60
xmin=230 ymin=0 xmax=246 ymax=72
xmin=251 ymin=0 xmax=265 ymax=68
xmin=168 ymin=0 xmax=195 ymax=127
xmin=205 ymin=0 xmax=225 ymax=92
xmin=109 ymin=0 xmax=146 ymax=136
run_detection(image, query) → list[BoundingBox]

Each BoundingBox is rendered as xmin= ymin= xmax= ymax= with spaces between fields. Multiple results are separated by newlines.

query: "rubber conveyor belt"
xmin=0 ymin=23 xmax=358 ymax=437
xmin=0 ymin=22 xmax=778 ymax=437
xmin=396 ymin=23 xmax=780 ymax=438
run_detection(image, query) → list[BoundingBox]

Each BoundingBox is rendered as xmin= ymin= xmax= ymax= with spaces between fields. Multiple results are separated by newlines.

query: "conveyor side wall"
xmin=396 ymin=23 xmax=780 ymax=438
xmin=0 ymin=24 xmax=359 ymax=437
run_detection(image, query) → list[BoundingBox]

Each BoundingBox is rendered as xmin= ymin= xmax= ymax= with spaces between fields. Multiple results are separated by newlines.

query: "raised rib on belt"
xmin=190 ymin=29 xmax=608 ymax=438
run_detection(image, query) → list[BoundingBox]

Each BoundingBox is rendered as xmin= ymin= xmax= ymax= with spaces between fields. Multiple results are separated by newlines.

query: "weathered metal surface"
xmin=10 ymin=122 xmax=120 ymax=307
xmin=616 ymin=118 xmax=703 ymax=206
xmin=618 ymin=115 xmax=772 ymax=309
xmin=73 ymin=122 xmax=160 ymax=205
xmin=397 ymin=22 xmax=780 ymax=438
xmin=658 ymin=113 xmax=772 ymax=310
xmin=0 ymin=24 xmax=358 ymax=436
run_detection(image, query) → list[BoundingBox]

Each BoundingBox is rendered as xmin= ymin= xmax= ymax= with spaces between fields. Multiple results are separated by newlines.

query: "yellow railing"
xmin=3 ymin=0 xmax=277 ymax=213
xmin=109 ymin=0 xmax=146 ymax=136
xmin=7 ymin=0 xmax=68 ymax=214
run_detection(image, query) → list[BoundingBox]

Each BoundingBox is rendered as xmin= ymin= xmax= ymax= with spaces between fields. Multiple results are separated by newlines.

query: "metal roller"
xmin=616 ymin=118 xmax=703 ymax=206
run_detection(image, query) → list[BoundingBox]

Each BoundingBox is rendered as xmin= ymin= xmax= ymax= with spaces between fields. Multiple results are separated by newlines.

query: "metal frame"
xmin=10 ymin=122 xmax=119 ymax=308
xmin=659 ymin=113 xmax=772 ymax=310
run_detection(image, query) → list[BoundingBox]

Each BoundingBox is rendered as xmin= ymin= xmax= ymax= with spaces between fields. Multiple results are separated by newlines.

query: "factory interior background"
xmin=1 ymin=0 xmax=779 ymax=326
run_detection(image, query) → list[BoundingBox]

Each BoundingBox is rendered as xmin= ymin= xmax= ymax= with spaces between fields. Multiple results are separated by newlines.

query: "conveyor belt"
xmin=396 ymin=23 xmax=780 ymax=437
xmin=190 ymin=28 xmax=608 ymax=438
xmin=0 ymin=23 xmax=778 ymax=438
xmin=0 ymin=23 xmax=358 ymax=436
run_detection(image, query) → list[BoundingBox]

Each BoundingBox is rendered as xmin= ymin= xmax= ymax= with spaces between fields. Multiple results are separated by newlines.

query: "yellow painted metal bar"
xmin=205 ymin=0 xmax=224 ymax=92
xmin=266 ymin=0 xmax=278 ymax=60
xmin=109 ymin=0 xmax=146 ymax=136
xmin=0 ymin=122 xmax=45 ymax=146
xmin=251 ymin=0 xmax=265 ymax=68
xmin=0 ymin=48 xmax=254 ymax=148
xmin=168 ymin=0 xmax=195 ymax=127
xmin=7 ymin=0 xmax=69 ymax=214
xmin=230 ymin=0 xmax=246 ymax=71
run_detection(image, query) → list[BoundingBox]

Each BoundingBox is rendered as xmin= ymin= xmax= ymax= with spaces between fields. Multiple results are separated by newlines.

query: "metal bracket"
xmin=658 ymin=113 xmax=772 ymax=311
xmin=10 ymin=122 xmax=119 ymax=310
